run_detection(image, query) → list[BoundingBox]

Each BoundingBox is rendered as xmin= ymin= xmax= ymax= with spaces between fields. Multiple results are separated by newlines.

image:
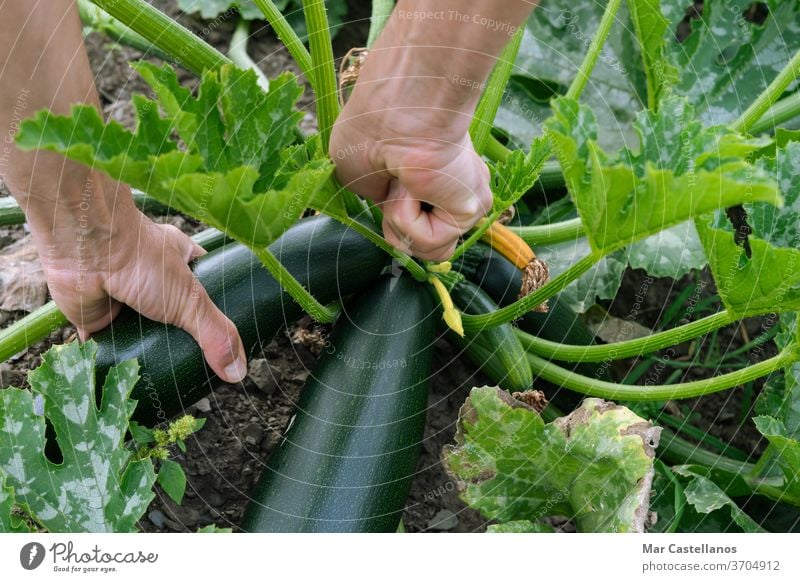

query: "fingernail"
xmin=223 ymin=355 xmax=247 ymax=383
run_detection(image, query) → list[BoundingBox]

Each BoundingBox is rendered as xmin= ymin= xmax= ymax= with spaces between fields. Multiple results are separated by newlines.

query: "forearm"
xmin=0 ymin=0 xmax=133 ymax=250
xmin=351 ymin=0 xmax=537 ymax=135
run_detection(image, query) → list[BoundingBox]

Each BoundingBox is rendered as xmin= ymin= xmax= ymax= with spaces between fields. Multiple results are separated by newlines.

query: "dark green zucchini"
xmin=457 ymin=244 xmax=611 ymax=381
xmin=94 ymin=215 xmax=387 ymax=425
xmin=242 ymin=274 xmax=434 ymax=532
xmin=448 ymin=279 xmax=532 ymax=392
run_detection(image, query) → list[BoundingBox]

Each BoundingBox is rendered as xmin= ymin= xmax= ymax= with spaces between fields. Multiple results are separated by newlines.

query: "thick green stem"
xmin=78 ymin=0 xmax=172 ymax=62
xmin=367 ymin=0 xmax=395 ymax=48
xmin=89 ymin=0 xmax=231 ymax=76
xmin=658 ymin=428 xmax=754 ymax=475
xmin=254 ymin=246 xmax=339 ymax=322
xmin=303 ymin=0 xmax=340 ymax=153
xmin=331 ymin=214 xmax=427 ymax=282
xmin=526 ymin=348 xmax=796 ymax=401
xmin=509 ymin=218 xmax=586 ymax=246
xmin=228 ymin=19 xmax=270 ymax=91
xmin=461 ymin=252 xmax=600 ymax=332
xmin=731 ymin=48 xmax=800 ymax=134
xmin=470 ymin=28 xmax=524 ymax=155
xmin=749 ymin=92 xmax=800 ymax=135
xmin=517 ymin=310 xmax=736 ymax=363
xmin=565 ymin=0 xmax=623 ymax=101
xmin=450 ymin=211 xmax=504 ymax=263
xmin=252 ymin=0 xmax=314 ymax=79
xmin=0 ymin=303 xmax=69 ymax=364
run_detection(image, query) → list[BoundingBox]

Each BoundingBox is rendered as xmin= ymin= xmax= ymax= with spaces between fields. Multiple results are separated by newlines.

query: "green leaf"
xmin=0 ymin=477 xmax=31 ymax=533
xmin=660 ymin=0 xmax=800 ymax=126
xmin=495 ymin=0 xmax=643 ymax=151
xmin=198 ymin=523 xmax=233 ymax=532
xmin=682 ymin=473 xmax=766 ymax=533
xmin=697 ymin=142 xmax=800 ymax=318
xmin=626 ymin=221 xmax=707 ymax=279
xmin=489 ymin=137 xmax=550 ymax=209
xmin=442 ymin=386 xmax=661 ymax=533
xmin=0 ymin=341 xmax=156 ymax=532
xmin=627 ymin=0 xmax=678 ymax=109
xmin=157 ymin=459 xmax=187 ymax=505
xmin=17 ymin=63 xmax=334 ymax=249
xmin=487 ymin=520 xmax=554 ymax=533
xmin=754 ymin=416 xmax=800 ymax=499
xmin=546 ymin=95 xmax=781 ymax=255
xmin=129 ymin=421 xmax=154 ymax=447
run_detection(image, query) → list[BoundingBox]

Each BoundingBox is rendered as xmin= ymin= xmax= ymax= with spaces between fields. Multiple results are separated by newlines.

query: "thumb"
xmin=172 ymin=268 xmax=248 ymax=383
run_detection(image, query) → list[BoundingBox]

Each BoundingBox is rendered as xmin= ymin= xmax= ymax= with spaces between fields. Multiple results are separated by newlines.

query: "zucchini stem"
xmin=470 ymin=27 xmax=524 ymax=155
xmin=731 ymin=47 xmax=800 ymax=134
xmin=78 ymin=0 xmax=173 ymax=62
xmin=748 ymin=91 xmax=800 ymax=135
xmin=228 ymin=19 xmax=270 ymax=91
xmin=565 ymin=0 xmax=623 ymax=101
xmin=516 ymin=310 xmax=736 ymax=362
xmin=461 ymin=252 xmax=600 ymax=332
xmin=252 ymin=0 xmax=314 ymax=79
xmin=253 ymin=246 xmax=340 ymax=322
xmin=89 ymin=0 xmax=231 ymax=76
xmin=302 ymin=0 xmax=339 ymax=153
xmin=508 ymin=218 xmax=586 ymax=246
xmin=525 ymin=348 xmax=796 ymax=401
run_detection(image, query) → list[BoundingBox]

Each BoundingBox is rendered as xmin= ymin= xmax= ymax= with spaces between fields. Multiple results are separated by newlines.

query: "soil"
xmin=0 ymin=0 xmax=787 ymax=534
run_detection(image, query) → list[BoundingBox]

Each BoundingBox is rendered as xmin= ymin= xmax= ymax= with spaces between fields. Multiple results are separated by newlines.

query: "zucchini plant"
xmin=2 ymin=0 xmax=800 ymax=532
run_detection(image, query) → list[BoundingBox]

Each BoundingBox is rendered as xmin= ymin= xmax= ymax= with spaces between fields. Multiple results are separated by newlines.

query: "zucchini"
xmin=448 ymin=279 xmax=532 ymax=392
xmin=94 ymin=215 xmax=388 ymax=425
xmin=242 ymin=274 xmax=434 ymax=532
xmin=457 ymin=244 xmax=611 ymax=381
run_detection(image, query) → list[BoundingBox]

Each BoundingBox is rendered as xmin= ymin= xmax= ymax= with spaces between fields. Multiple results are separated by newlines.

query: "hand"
xmin=30 ymin=178 xmax=248 ymax=384
xmin=330 ymin=107 xmax=492 ymax=261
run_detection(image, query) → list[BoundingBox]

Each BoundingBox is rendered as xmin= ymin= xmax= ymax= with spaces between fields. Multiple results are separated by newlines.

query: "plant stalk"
xmin=748 ymin=92 xmax=800 ymax=135
xmin=89 ymin=0 xmax=231 ymax=76
xmin=302 ymin=0 xmax=340 ymax=153
xmin=526 ymin=348 xmax=796 ymax=401
xmin=78 ymin=0 xmax=173 ymax=62
xmin=565 ymin=0 xmax=623 ymax=101
xmin=508 ymin=217 xmax=586 ymax=246
xmin=252 ymin=0 xmax=314 ymax=80
xmin=470 ymin=28 xmax=524 ymax=155
xmin=461 ymin=252 xmax=600 ymax=332
xmin=517 ymin=310 xmax=736 ymax=362
xmin=731 ymin=47 xmax=800 ymax=134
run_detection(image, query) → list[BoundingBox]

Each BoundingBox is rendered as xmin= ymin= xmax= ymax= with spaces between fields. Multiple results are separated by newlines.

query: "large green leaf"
xmin=0 ymin=341 xmax=156 ymax=533
xmin=442 ymin=386 xmax=661 ymax=532
xmin=17 ymin=63 xmax=334 ymax=248
xmin=546 ymin=95 xmax=781 ymax=255
xmin=496 ymin=0 xmax=643 ymax=151
xmin=678 ymin=471 xmax=766 ymax=533
xmin=660 ymin=0 xmax=800 ymax=126
xmin=697 ymin=142 xmax=800 ymax=318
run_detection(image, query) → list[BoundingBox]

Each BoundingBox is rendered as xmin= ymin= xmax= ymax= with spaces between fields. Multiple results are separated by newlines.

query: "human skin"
xmin=331 ymin=0 xmax=538 ymax=260
xmin=0 ymin=0 xmax=537 ymax=373
xmin=0 ymin=1 xmax=247 ymax=382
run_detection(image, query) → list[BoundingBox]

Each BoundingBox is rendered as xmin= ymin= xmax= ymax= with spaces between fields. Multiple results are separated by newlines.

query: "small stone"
xmin=428 ymin=509 xmax=458 ymax=531
xmin=248 ymin=358 xmax=280 ymax=394
xmin=148 ymin=509 xmax=166 ymax=530
xmin=242 ymin=423 xmax=263 ymax=446
xmin=194 ymin=397 xmax=212 ymax=413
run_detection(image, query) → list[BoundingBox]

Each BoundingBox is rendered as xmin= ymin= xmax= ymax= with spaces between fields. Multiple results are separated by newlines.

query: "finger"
xmin=190 ymin=242 xmax=207 ymax=260
xmin=383 ymin=182 xmax=462 ymax=260
xmin=75 ymin=298 xmax=123 ymax=340
xmin=173 ymin=271 xmax=248 ymax=384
